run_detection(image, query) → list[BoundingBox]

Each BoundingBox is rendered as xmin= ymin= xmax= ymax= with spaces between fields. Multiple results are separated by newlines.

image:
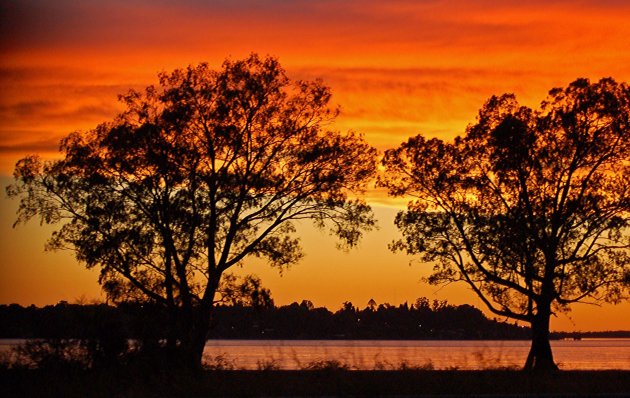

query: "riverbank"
xmin=2 ymin=369 xmax=629 ymax=397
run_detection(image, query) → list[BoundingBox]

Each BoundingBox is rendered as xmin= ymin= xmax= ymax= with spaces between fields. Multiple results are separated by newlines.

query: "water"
xmin=202 ymin=339 xmax=630 ymax=370
xmin=2 ymin=338 xmax=629 ymax=370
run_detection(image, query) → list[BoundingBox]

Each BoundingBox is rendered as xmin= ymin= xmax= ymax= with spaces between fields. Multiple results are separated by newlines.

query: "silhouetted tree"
xmin=7 ymin=54 xmax=377 ymax=368
xmin=1 ymin=299 xmax=531 ymax=341
xmin=381 ymin=78 xmax=630 ymax=371
xmin=217 ymin=274 xmax=274 ymax=309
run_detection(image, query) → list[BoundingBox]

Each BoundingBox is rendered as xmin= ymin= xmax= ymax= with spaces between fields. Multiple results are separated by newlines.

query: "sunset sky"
xmin=2 ymin=0 xmax=630 ymax=331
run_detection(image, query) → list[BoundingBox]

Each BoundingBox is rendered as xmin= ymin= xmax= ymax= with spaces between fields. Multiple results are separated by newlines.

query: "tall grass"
xmin=198 ymin=343 xmax=523 ymax=371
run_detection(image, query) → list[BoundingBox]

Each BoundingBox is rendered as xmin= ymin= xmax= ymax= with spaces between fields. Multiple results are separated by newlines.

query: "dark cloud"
xmin=0 ymin=66 xmax=141 ymax=85
xmin=3 ymin=0 xmax=627 ymax=56
xmin=0 ymin=136 xmax=60 ymax=154
xmin=0 ymin=90 xmax=123 ymax=124
xmin=0 ymin=100 xmax=57 ymax=117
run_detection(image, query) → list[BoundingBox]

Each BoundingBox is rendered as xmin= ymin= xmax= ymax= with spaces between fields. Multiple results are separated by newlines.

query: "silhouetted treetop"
xmin=0 ymin=299 xmax=531 ymax=341
xmin=381 ymin=77 xmax=630 ymax=371
xmin=8 ymin=54 xmax=378 ymax=368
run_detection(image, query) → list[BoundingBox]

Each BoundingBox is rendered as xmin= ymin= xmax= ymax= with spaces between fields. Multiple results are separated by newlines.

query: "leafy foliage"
xmin=381 ymin=78 xmax=630 ymax=370
xmin=7 ymin=54 xmax=377 ymax=366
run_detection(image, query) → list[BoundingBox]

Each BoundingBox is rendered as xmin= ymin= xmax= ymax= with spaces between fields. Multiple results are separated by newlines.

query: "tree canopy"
xmin=381 ymin=77 xmax=630 ymax=371
xmin=8 ymin=54 xmax=378 ymax=367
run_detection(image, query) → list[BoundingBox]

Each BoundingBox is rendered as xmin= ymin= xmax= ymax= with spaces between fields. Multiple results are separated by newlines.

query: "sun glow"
xmin=2 ymin=0 xmax=630 ymax=331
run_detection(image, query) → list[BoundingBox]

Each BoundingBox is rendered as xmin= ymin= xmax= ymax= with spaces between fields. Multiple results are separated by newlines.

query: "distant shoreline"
xmin=4 ymin=302 xmax=630 ymax=341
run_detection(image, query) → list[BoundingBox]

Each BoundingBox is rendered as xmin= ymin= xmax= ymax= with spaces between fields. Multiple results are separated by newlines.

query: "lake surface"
xmin=202 ymin=339 xmax=630 ymax=370
xmin=2 ymin=338 xmax=629 ymax=370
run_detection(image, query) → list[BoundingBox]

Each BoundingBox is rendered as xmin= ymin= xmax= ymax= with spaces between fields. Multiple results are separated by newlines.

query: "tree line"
xmin=7 ymin=53 xmax=630 ymax=371
xmin=0 ymin=299 xmax=530 ymax=340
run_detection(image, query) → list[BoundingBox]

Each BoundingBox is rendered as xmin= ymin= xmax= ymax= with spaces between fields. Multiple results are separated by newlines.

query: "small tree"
xmin=380 ymin=78 xmax=630 ymax=371
xmin=8 ymin=54 xmax=377 ymax=368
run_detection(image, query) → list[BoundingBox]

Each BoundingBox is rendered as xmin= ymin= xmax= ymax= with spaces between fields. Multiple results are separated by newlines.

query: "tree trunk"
xmin=178 ymin=304 xmax=213 ymax=370
xmin=524 ymin=307 xmax=558 ymax=372
xmin=177 ymin=272 xmax=220 ymax=370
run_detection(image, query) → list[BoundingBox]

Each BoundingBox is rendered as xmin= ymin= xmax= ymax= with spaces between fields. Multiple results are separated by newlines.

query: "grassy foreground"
xmin=2 ymin=368 xmax=629 ymax=397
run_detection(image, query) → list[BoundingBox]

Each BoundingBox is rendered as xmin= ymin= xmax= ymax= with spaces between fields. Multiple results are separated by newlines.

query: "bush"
xmin=12 ymin=339 xmax=91 ymax=371
xmin=5 ymin=334 xmax=130 ymax=371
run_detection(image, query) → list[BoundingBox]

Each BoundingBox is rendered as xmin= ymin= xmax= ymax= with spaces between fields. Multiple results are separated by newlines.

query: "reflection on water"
xmin=202 ymin=339 xmax=630 ymax=370
xmin=2 ymin=338 xmax=628 ymax=370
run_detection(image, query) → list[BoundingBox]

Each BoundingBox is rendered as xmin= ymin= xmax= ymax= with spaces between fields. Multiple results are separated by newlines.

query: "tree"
xmin=380 ymin=78 xmax=630 ymax=371
xmin=8 ymin=54 xmax=378 ymax=368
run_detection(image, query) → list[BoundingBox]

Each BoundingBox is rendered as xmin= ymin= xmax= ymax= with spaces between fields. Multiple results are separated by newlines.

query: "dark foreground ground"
xmin=2 ymin=369 xmax=629 ymax=397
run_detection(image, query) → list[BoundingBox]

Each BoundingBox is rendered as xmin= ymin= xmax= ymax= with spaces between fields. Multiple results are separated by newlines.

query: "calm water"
xmin=202 ymin=339 xmax=630 ymax=370
xmin=2 ymin=339 xmax=629 ymax=370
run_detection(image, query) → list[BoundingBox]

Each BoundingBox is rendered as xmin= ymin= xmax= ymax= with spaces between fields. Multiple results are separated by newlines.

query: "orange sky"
xmin=1 ymin=0 xmax=630 ymax=331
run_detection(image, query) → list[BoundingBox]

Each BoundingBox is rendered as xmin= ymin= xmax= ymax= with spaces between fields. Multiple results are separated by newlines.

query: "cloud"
xmin=2 ymin=0 xmax=630 ymax=176
xmin=293 ymin=66 xmax=571 ymax=148
xmin=0 ymin=65 xmax=149 ymax=85
xmin=0 ymin=97 xmax=121 ymax=125
xmin=0 ymin=65 xmax=147 ymax=145
xmin=0 ymin=136 xmax=60 ymax=154
xmin=0 ymin=99 xmax=56 ymax=118
xmin=3 ymin=0 xmax=629 ymax=68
